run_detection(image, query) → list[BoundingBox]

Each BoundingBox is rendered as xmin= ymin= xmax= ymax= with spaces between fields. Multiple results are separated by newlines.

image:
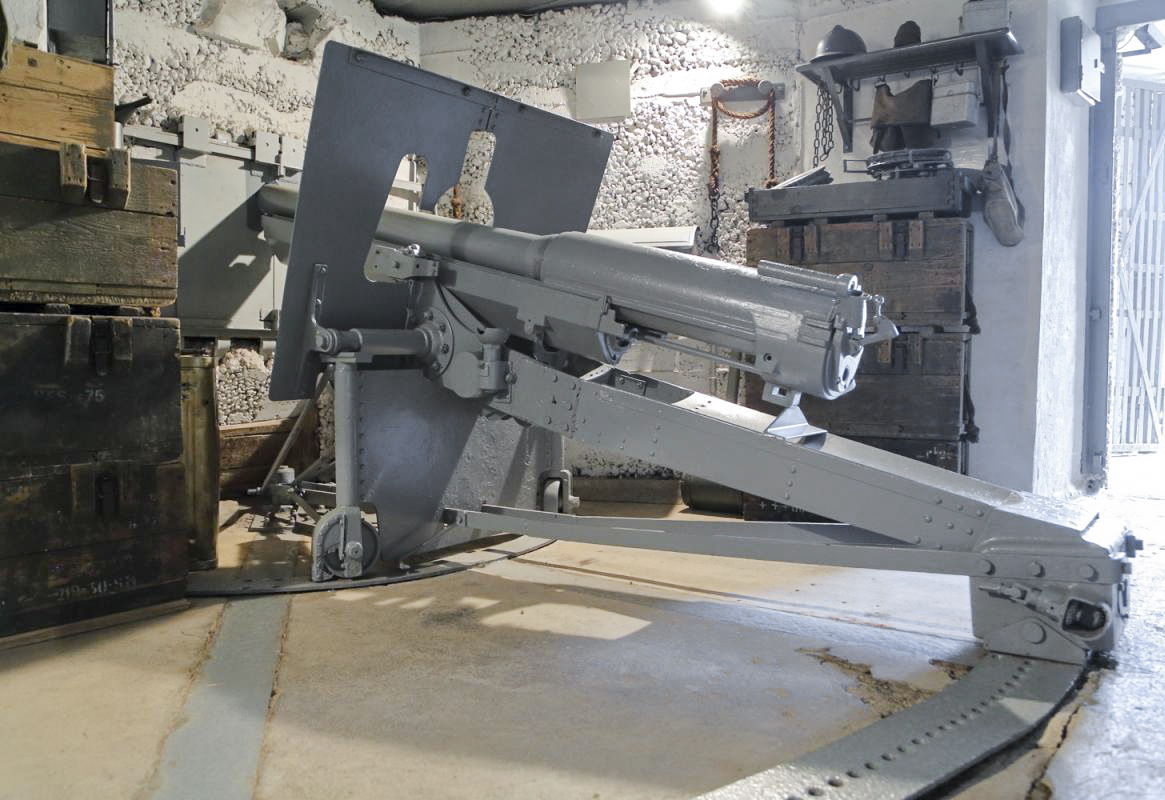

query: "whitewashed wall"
xmin=113 ymin=0 xmax=418 ymax=140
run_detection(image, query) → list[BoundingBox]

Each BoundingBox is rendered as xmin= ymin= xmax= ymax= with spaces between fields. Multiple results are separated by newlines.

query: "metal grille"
xmin=1112 ymin=80 xmax=1165 ymax=452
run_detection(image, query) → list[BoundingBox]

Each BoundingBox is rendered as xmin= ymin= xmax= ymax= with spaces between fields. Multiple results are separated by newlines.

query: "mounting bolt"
xmin=344 ymin=541 xmax=363 ymax=560
xmin=1027 ymin=561 xmax=1045 ymax=577
xmin=1022 ymin=621 xmax=1047 ymax=644
xmin=977 ymin=559 xmax=995 ymax=575
xmin=440 ymin=344 xmax=450 ymax=354
xmin=504 ymin=371 xmax=516 ymax=384
xmin=1078 ymin=564 xmax=1098 ymax=581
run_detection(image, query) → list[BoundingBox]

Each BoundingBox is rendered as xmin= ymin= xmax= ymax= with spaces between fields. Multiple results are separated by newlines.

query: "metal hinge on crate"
xmin=58 ymin=141 xmax=131 ymax=209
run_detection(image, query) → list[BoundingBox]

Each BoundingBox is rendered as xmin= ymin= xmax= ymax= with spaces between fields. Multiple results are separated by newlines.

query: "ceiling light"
xmin=707 ymin=0 xmax=746 ymax=16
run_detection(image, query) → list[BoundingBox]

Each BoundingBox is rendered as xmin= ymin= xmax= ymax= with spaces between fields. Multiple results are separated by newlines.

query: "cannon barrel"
xmin=259 ymin=181 xmax=886 ymax=400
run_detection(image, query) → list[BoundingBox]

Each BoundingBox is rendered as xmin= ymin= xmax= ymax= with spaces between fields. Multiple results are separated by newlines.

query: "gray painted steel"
xmin=149 ymin=597 xmax=288 ymax=800
xmin=1110 ymin=81 xmax=1165 ymax=452
xmin=1082 ymin=26 xmax=1121 ymax=486
xmin=353 ymin=367 xmax=559 ymax=563
xmin=269 ymin=44 xmax=613 ymax=400
xmin=700 ymin=654 xmax=1082 ymax=800
xmin=469 ymin=355 xmax=1130 ymax=663
xmin=1082 ymin=1 xmax=1165 ymax=481
xmin=124 ymin=124 xmax=286 ymax=339
xmin=261 ymin=186 xmax=889 ymax=403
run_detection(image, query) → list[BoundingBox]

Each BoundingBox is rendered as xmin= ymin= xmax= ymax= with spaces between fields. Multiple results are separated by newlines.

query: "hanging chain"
xmin=451 ymin=183 xmax=464 ymax=220
xmin=812 ymin=83 xmax=835 ymax=167
xmin=704 ymin=78 xmax=778 ymax=256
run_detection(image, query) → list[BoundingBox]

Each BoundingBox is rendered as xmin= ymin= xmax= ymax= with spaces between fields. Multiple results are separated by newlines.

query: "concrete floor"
xmin=0 ymin=454 xmax=1161 ymax=799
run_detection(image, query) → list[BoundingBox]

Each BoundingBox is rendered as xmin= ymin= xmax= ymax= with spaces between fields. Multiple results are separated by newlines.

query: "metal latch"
xmin=613 ymin=373 xmax=648 ymax=395
xmin=95 ymin=472 xmax=119 ymax=520
xmin=364 ymin=242 xmax=440 ymax=281
xmin=89 ymin=317 xmax=135 ymax=376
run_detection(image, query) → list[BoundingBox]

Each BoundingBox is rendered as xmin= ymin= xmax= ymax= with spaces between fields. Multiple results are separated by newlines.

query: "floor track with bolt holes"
xmin=700 ymin=653 xmax=1083 ymax=800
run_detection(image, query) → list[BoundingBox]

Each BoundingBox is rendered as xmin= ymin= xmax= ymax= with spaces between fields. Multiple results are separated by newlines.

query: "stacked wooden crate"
xmin=0 ymin=46 xmax=188 ymax=638
xmin=747 ymin=215 xmax=976 ymax=473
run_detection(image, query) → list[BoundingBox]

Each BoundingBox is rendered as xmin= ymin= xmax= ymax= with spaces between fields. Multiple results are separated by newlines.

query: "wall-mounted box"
xmin=931 ymin=77 xmax=982 ymax=129
xmin=1061 ymin=16 xmax=1103 ymax=107
xmin=960 ymin=0 xmax=1011 ymax=34
xmin=575 ymin=60 xmax=631 ymax=122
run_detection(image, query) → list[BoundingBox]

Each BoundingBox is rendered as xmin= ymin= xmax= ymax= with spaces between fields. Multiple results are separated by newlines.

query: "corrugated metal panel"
xmin=1112 ymin=80 xmax=1165 ymax=452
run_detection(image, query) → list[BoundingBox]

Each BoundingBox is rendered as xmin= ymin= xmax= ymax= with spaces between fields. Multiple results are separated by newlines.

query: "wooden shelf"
xmin=795 ymin=28 xmax=1023 ymax=152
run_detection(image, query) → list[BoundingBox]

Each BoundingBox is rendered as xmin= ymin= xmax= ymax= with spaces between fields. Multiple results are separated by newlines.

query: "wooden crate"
xmin=219 ymin=411 xmax=319 ymax=493
xmin=746 ymin=218 xmax=974 ymax=329
xmin=850 ymin=437 xmax=966 ymax=473
xmin=0 ymin=142 xmax=178 ymax=307
xmin=0 ymin=460 xmax=188 ymax=638
xmin=0 ymin=44 xmax=114 ymax=153
xmin=798 ymin=330 xmax=972 ymax=441
xmin=0 ymin=313 xmax=182 ymax=469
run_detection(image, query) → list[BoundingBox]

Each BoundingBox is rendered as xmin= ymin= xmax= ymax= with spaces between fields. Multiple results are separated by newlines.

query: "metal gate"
xmin=1112 ymin=79 xmax=1165 ymax=452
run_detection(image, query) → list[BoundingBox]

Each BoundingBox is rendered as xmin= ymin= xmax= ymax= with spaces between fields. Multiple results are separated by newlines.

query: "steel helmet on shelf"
xmin=812 ymin=25 xmax=867 ymax=62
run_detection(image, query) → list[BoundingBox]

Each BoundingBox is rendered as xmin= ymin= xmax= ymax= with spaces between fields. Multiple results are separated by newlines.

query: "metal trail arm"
xmin=456 ymin=350 xmax=1131 ymax=664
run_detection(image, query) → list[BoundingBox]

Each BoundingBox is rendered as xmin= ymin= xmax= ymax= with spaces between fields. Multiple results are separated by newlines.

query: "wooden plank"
xmin=857 ymin=331 xmax=968 ymax=376
xmin=849 ymin=437 xmax=964 ymax=473
xmin=802 ymin=374 xmax=965 ymax=439
xmin=745 ymin=172 xmax=970 ymax=223
xmin=0 ymin=527 xmax=188 ymax=637
xmin=802 ymin=259 xmax=967 ymax=327
xmin=0 ymin=82 xmax=114 ymax=151
xmin=0 ymin=461 xmax=186 ymax=559
xmin=0 ymin=599 xmax=190 ymax=653
xmin=220 ymin=416 xmax=300 ymax=438
xmin=748 ymin=218 xmax=971 ymax=265
xmin=0 ymin=44 xmax=114 ymax=100
xmin=0 ymin=129 xmax=107 ymax=157
xmin=0 ymin=141 xmax=177 ymax=216
xmin=0 ymin=195 xmax=177 ymax=306
xmin=748 ymin=238 xmax=968 ymax=325
xmin=219 ymin=409 xmax=318 ymax=491
xmin=800 ymin=331 xmax=969 ymax=440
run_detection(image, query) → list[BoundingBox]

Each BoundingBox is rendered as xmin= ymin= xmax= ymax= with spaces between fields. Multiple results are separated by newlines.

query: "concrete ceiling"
xmin=371 ymin=1 xmax=623 ymax=21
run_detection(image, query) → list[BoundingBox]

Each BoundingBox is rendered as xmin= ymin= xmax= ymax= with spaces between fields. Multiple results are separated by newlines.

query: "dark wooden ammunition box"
xmin=800 ymin=330 xmax=972 ymax=441
xmin=0 ymin=313 xmax=182 ymax=468
xmin=746 ymin=218 xmax=974 ymax=329
xmin=0 ymin=141 xmax=178 ymax=308
xmin=849 ymin=438 xmax=966 ymax=473
xmin=0 ymin=461 xmax=188 ymax=637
